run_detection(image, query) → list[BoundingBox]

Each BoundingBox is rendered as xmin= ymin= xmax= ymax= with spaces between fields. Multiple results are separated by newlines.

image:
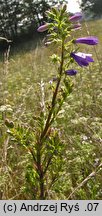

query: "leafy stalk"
xmin=40 ymin=40 xmax=65 ymax=141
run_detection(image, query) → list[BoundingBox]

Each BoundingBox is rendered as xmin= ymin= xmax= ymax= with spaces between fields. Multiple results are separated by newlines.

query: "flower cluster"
xmin=37 ymin=11 xmax=98 ymax=76
xmin=65 ymin=13 xmax=98 ymax=75
xmin=67 ymin=35 xmax=98 ymax=75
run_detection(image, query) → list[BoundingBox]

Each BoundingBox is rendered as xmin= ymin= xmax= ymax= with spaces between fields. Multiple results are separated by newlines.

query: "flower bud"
xmin=65 ymin=69 xmax=77 ymax=76
xmin=69 ymin=12 xmax=82 ymax=22
xmin=75 ymin=36 xmax=98 ymax=45
xmin=37 ymin=23 xmax=49 ymax=32
xmin=72 ymin=23 xmax=81 ymax=30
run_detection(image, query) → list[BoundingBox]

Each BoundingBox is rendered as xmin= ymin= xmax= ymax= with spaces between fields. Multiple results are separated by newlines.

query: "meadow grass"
xmin=0 ymin=19 xmax=102 ymax=199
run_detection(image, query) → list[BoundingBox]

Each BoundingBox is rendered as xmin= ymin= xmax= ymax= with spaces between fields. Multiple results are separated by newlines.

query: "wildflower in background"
xmin=69 ymin=12 xmax=82 ymax=22
xmin=49 ymin=80 xmax=53 ymax=85
xmin=52 ymin=77 xmax=58 ymax=82
xmin=49 ymin=77 xmax=58 ymax=84
xmin=75 ymin=36 xmax=98 ymax=45
xmin=65 ymin=69 xmax=77 ymax=76
xmin=71 ymin=52 xmax=94 ymax=67
xmin=37 ymin=23 xmax=49 ymax=32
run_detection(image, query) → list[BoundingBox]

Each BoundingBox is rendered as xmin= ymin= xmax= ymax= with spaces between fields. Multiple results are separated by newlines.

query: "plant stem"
xmin=39 ymin=173 xmax=44 ymax=199
xmin=36 ymin=39 xmax=65 ymax=199
xmin=36 ymin=141 xmax=45 ymax=199
xmin=40 ymin=40 xmax=64 ymax=140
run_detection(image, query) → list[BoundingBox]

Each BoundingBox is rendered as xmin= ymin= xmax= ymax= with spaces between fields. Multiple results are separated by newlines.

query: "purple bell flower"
xmin=71 ymin=52 xmax=94 ymax=67
xmin=69 ymin=12 xmax=82 ymax=22
xmin=65 ymin=69 xmax=77 ymax=76
xmin=75 ymin=36 xmax=98 ymax=45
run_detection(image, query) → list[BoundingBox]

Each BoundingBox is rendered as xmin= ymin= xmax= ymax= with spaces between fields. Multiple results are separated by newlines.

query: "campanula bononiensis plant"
xmin=8 ymin=5 xmax=98 ymax=199
xmin=36 ymin=5 xmax=98 ymax=199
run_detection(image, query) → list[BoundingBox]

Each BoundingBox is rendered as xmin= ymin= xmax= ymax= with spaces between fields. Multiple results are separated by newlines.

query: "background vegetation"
xmin=81 ymin=0 xmax=102 ymax=18
xmin=0 ymin=1 xmax=102 ymax=199
xmin=0 ymin=0 xmax=67 ymax=44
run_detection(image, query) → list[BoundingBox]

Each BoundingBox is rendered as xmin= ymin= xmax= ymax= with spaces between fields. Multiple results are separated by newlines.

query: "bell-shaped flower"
xmin=37 ymin=23 xmax=49 ymax=32
xmin=75 ymin=36 xmax=98 ymax=45
xmin=65 ymin=69 xmax=78 ymax=76
xmin=70 ymin=52 xmax=94 ymax=67
xmin=69 ymin=12 xmax=82 ymax=22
